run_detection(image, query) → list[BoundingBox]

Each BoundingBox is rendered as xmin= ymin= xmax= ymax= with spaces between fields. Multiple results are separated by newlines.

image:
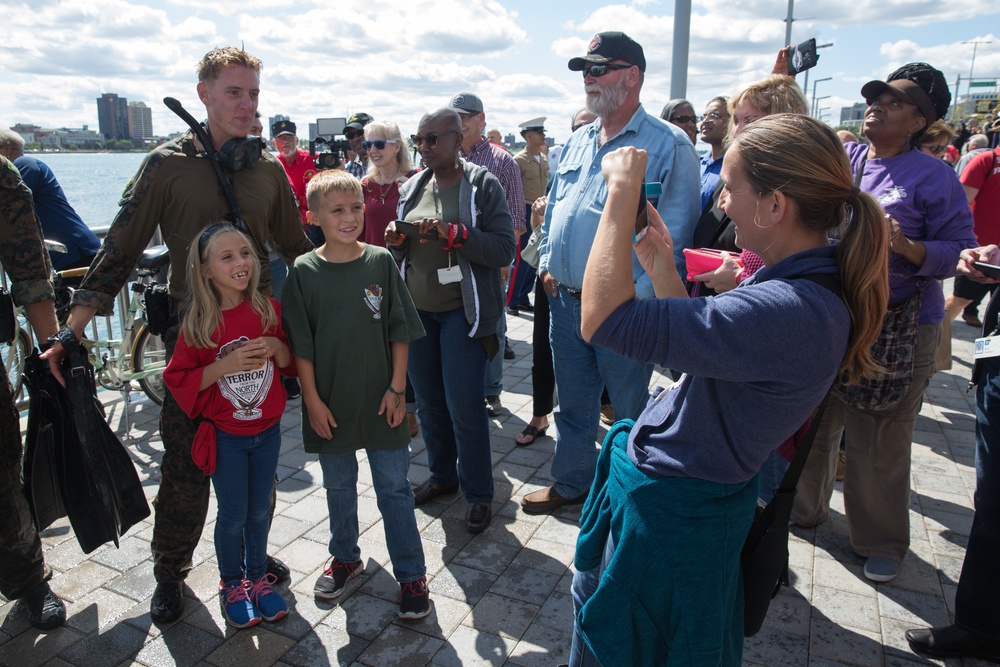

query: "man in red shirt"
xmin=272 ymin=119 xmax=322 ymax=246
xmin=943 ymin=147 xmax=1000 ymax=332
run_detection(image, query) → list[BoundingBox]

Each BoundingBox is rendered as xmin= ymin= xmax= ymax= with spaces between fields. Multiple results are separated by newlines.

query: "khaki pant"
xmin=791 ymin=323 xmax=941 ymax=562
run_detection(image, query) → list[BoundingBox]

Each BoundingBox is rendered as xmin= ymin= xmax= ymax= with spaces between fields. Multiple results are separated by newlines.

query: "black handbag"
xmin=742 ymin=390 xmax=831 ymax=637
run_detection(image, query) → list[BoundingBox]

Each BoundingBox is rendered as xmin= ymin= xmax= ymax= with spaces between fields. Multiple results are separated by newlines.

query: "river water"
xmin=36 ymin=152 xmax=149 ymax=229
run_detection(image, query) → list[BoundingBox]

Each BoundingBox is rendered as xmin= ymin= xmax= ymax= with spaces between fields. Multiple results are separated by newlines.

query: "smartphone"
xmin=973 ymin=261 xmax=1000 ymax=281
xmin=633 ymin=182 xmax=663 ymax=243
xmin=393 ymin=220 xmax=439 ymax=240
xmin=787 ymin=38 xmax=819 ymax=75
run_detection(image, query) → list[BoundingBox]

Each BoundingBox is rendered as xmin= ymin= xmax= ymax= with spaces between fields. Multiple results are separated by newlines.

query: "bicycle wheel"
xmin=131 ymin=323 xmax=167 ymax=405
xmin=2 ymin=328 xmax=32 ymax=402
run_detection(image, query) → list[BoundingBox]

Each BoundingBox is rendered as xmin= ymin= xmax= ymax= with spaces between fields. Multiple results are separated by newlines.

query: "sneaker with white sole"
xmin=397 ymin=577 xmax=431 ymax=619
xmin=863 ymin=556 xmax=900 ymax=582
xmin=314 ymin=557 xmax=362 ymax=600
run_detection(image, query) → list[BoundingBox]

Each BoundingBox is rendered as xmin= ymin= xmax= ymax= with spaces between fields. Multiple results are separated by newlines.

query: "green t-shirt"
xmin=402 ymin=179 xmax=463 ymax=312
xmin=281 ymin=245 xmax=425 ymax=454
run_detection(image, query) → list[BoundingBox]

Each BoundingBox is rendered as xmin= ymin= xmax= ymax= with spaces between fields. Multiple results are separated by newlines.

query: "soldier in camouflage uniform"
xmin=44 ymin=47 xmax=313 ymax=624
xmin=0 ymin=155 xmax=66 ymax=629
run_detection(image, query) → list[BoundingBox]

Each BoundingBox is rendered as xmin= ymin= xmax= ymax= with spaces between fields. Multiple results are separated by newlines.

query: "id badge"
xmin=438 ymin=266 xmax=462 ymax=284
xmin=974 ymin=335 xmax=1000 ymax=359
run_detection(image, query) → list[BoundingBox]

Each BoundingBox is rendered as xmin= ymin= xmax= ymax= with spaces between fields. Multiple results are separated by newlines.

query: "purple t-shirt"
xmin=845 ymin=142 xmax=976 ymax=324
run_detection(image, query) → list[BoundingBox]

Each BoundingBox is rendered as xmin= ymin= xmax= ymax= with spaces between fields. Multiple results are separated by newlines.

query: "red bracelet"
xmin=443 ymin=223 xmax=457 ymax=250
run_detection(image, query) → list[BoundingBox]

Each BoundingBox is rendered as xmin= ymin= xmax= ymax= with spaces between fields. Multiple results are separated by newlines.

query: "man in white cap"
xmin=509 ymin=117 xmax=549 ymax=313
xmin=523 ymin=30 xmax=700 ymax=515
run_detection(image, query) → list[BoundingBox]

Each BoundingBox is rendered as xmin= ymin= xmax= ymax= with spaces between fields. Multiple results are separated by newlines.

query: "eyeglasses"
xmin=703 ymin=112 xmax=728 ymax=121
xmin=410 ymin=130 xmax=459 ymax=149
xmin=361 ymin=139 xmax=399 ymax=151
xmin=344 ymin=129 xmax=363 ymax=140
xmin=581 ymin=63 xmax=633 ymax=78
xmin=921 ymin=144 xmax=947 ymax=155
xmin=670 ymin=115 xmax=701 ymax=124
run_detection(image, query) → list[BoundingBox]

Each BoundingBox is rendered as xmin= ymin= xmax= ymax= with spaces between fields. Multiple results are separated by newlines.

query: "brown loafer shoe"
xmin=521 ymin=486 xmax=588 ymax=515
xmin=412 ymin=480 xmax=460 ymax=506
xmin=963 ymin=312 xmax=984 ymax=328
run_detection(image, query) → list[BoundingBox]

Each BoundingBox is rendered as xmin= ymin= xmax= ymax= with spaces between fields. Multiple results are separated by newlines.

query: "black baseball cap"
xmin=568 ymin=31 xmax=646 ymax=73
xmin=271 ymin=120 xmax=296 ymax=137
xmin=345 ymin=112 xmax=374 ymax=132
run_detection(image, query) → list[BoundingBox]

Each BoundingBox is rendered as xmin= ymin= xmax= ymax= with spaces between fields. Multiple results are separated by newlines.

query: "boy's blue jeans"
xmin=211 ymin=422 xmax=282 ymax=582
xmin=319 ymin=447 xmax=426 ymax=583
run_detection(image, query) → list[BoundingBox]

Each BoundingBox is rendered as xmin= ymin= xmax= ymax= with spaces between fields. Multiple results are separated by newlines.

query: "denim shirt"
xmin=538 ymin=104 xmax=701 ymax=299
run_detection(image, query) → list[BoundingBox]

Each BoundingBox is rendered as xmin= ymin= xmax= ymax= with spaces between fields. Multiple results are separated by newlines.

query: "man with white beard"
xmin=522 ymin=31 xmax=700 ymax=514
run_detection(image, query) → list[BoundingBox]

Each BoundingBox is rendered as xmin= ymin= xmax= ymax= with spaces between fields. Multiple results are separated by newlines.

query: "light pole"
xmin=811 ymin=77 xmax=832 ymax=118
xmin=963 ymin=40 xmax=992 ymax=111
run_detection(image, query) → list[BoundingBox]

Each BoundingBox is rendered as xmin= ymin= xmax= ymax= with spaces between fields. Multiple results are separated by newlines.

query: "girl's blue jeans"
xmin=211 ymin=422 xmax=282 ymax=581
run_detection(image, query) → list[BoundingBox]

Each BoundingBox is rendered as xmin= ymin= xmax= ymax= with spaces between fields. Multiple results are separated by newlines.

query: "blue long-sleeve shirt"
xmin=591 ymin=245 xmax=849 ymax=483
xmin=538 ymin=104 xmax=701 ymax=298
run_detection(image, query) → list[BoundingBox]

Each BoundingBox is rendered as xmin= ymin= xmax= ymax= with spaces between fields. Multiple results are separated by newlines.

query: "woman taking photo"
xmin=791 ymin=63 xmax=977 ymax=583
xmin=570 ymin=114 xmax=888 ymax=665
xmin=361 ymin=120 xmax=415 ymax=247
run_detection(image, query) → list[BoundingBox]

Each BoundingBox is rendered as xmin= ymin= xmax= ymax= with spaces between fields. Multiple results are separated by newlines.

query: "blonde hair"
xmin=197 ymin=47 xmax=262 ymax=83
xmin=921 ymin=119 xmax=956 ymax=146
xmin=182 ymin=223 xmax=278 ymax=348
xmin=364 ymin=121 xmax=414 ymax=179
xmin=727 ymin=75 xmax=808 ymax=143
xmin=731 ymin=114 xmax=889 ymax=383
xmin=306 ymin=169 xmax=363 ymax=212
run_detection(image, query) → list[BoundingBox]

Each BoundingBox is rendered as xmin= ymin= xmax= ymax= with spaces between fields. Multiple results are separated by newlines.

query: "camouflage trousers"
xmin=0 ymin=362 xmax=47 ymax=600
xmin=151 ymin=323 xmax=277 ymax=584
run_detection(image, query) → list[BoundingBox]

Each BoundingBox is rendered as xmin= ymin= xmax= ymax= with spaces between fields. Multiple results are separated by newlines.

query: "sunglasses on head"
xmin=581 ymin=63 xmax=632 ymax=78
xmin=671 ymin=115 xmax=701 ymax=124
xmin=410 ymin=130 xmax=459 ymax=149
xmin=361 ymin=139 xmax=399 ymax=151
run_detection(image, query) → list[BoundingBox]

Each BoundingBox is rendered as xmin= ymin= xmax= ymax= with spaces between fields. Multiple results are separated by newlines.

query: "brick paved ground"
xmin=0 ymin=284 xmax=992 ymax=666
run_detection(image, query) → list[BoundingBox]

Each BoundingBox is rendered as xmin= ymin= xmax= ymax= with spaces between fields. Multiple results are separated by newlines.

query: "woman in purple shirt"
xmin=791 ymin=63 xmax=977 ymax=583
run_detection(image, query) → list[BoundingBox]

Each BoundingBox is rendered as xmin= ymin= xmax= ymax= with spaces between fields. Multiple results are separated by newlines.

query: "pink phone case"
xmin=683 ymin=248 xmax=744 ymax=282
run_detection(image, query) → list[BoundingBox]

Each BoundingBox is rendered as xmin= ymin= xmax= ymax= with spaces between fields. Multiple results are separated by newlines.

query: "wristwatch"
xmin=47 ymin=324 xmax=79 ymax=351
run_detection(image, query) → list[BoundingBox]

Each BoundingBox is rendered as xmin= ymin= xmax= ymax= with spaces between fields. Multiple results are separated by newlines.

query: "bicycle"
xmin=3 ymin=245 xmax=170 ymax=411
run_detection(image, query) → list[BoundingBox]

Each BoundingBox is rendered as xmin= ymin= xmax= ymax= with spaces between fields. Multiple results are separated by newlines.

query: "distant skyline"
xmin=3 ymin=1 xmax=998 ymax=143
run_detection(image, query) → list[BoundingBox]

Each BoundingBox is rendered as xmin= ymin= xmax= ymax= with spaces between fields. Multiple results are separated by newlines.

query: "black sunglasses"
xmin=410 ymin=130 xmax=459 ymax=149
xmin=581 ymin=63 xmax=632 ymax=78
xmin=344 ymin=129 xmax=364 ymax=140
xmin=671 ymin=115 xmax=701 ymax=124
xmin=361 ymin=139 xmax=398 ymax=151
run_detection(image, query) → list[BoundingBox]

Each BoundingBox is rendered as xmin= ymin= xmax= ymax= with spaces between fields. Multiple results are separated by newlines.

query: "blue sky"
xmin=3 ymin=0 xmax=998 ymax=143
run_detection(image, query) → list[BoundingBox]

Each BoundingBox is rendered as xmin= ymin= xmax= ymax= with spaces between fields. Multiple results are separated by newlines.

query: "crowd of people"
xmin=2 ymin=32 xmax=999 ymax=666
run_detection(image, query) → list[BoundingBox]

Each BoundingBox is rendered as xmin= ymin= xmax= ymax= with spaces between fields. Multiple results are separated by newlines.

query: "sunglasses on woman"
xmin=410 ymin=130 xmax=459 ymax=149
xmin=670 ymin=115 xmax=701 ymax=124
xmin=361 ymin=139 xmax=399 ymax=151
xmin=580 ymin=63 xmax=633 ymax=78
xmin=921 ymin=144 xmax=947 ymax=155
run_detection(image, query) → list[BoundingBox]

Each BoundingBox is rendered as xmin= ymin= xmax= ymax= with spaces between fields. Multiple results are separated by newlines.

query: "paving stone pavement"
xmin=0 ymin=286 xmax=993 ymax=667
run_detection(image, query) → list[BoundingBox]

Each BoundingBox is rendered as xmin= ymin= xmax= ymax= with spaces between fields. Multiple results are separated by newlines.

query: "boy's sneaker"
xmin=219 ymin=579 xmax=260 ymax=629
xmin=248 ymin=573 xmax=288 ymax=622
xmin=397 ymin=577 xmax=431 ymax=620
xmin=314 ymin=557 xmax=362 ymax=600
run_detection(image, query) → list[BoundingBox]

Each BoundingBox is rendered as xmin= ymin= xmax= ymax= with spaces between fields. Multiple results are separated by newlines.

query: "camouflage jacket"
xmin=0 ymin=156 xmax=55 ymax=306
xmin=73 ymin=131 xmax=313 ymax=316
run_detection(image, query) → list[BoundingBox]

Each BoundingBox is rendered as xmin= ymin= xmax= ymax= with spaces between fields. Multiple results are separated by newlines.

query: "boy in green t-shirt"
xmin=281 ymin=170 xmax=430 ymax=619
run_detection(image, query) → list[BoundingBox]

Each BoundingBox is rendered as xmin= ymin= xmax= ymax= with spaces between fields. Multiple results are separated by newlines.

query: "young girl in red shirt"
xmin=163 ymin=223 xmax=295 ymax=628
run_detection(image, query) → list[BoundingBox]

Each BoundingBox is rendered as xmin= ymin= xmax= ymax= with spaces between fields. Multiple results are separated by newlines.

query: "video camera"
xmin=311 ymin=117 xmax=351 ymax=171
